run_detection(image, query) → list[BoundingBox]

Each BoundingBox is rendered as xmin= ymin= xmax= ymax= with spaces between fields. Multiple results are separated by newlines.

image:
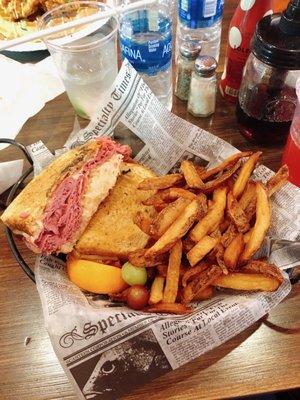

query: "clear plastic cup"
xmin=39 ymin=1 xmax=118 ymax=119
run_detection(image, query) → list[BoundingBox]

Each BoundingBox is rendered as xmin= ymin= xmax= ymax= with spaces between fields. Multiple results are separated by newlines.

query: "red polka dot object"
xmin=219 ymin=0 xmax=273 ymax=103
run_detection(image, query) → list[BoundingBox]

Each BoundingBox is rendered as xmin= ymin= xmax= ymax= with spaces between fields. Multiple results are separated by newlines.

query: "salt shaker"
xmin=188 ymin=55 xmax=218 ymax=117
xmin=175 ymin=41 xmax=202 ymax=101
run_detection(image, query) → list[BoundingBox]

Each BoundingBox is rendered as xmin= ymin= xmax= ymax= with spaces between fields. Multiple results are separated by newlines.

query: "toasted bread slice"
xmin=74 ymin=163 xmax=157 ymax=259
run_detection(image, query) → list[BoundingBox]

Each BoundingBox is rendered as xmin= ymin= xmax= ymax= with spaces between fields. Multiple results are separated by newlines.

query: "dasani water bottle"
xmin=176 ymin=0 xmax=224 ymax=62
xmin=120 ymin=0 xmax=173 ymax=110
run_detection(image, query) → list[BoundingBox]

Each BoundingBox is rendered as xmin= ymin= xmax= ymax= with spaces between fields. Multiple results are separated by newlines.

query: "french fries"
xmin=223 ymin=233 xmax=244 ymax=270
xmin=138 ymin=174 xmax=183 ymax=190
xmin=216 ymin=253 xmax=228 ymax=274
xmin=212 ymin=243 xmax=228 ymax=274
xmin=210 ymin=228 xmax=222 ymax=239
xmin=149 ymin=276 xmax=165 ymax=304
xmin=238 ymin=165 xmax=288 ymax=221
xmin=180 ymin=160 xmax=204 ymax=189
xmin=240 ymin=183 xmax=271 ymax=264
xmin=239 ymin=181 xmax=256 ymax=211
xmin=242 ymin=259 xmax=284 ymax=284
xmin=182 ymin=237 xmax=195 ymax=253
xmin=193 ymin=286 xmax=214 ymax=301
xmin=134 ymin=211 xmax=153 ymax=236
xmin=190 ymin=187 xmax=227 ymax=242
xmin=144 ymin=187 xmax=197 ymax=206
xmin=107 ymin=152 xmax=288 ymax=314
xmin=163 ymin=240 xmax=182 ymax=303
xmin=182 ymin=263 xmax=209 ymax=287
xmin=128 ymin=249 xmax=167 ymax=267
xmin=239 ymin=181 xmax=257 ymax=222
xmin=142 ymin=192 xmax=167 ymax=207
xmin=154 ymin=203 xmax=169 ymax=212
xmin=150 ymin=197 xmax=191 ymax=237
xmin=243 ymin=229 xmax=252 ymax=244
xmin=195 ymin=165 xmax=206 ymax=175
xmin=213 ymin=272 xmax=281 ymax=292
xmin=197 ymin=192 xmax=208 ymax=219
xmin=145 ymin=199 xmax=200 ymax=258
xmin=187 ymin=235 xmax=219 ymax=266
xmin=160 ymin=187 xmax=197 ymax=201
xmin=227 ymin=192 xmax=250 ymax=233
xmin=146 ymin=302 xmax=191 ymax=314
xmin=266 ymin=165 xmax=289 ymax=197
xmin=201 ymin=162 xmax=241 ymax=193
xmin=157 ymin=264 xmax=168 ymax=277
xmin=198 ymin=151 xmax=253 ymax=181
xmin=233 ymin=152 xmax=262 ymax=198
xmin=219 ymin=218 xmax=231 ymax=233
xmin=221 ymin=223 xmax=237 ymax=247
xmin=183 ymin=265 xmax=222 ymax=304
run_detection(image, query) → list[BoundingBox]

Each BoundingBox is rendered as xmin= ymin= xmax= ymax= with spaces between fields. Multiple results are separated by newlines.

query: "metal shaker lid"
xmin=179 ymin=41 xmax=202 ymax=59
xmin=194 ymin=55 xmax=218 ymax=77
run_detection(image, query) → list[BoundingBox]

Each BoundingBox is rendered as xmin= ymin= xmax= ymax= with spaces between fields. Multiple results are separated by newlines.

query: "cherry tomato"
xmin=126 ymin=285 xmax=149 ymax=310
xmin=122 ymin=262 xmax=147 ymax=286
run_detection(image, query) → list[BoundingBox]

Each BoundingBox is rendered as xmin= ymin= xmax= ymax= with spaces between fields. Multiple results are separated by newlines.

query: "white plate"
xmin=0 ymin=40 xmax=47 ymax=52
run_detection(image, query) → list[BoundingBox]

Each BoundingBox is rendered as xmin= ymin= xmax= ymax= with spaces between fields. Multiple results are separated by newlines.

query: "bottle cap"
xmin=252 ymin=1 xmax=300 ymax=70
xmin=195 ymin=55 xmax=218 ymax=77
xmin=179 ymin=41 xmax=202 ymax=60
xmin=279 ymin=0 xmax=300 ymax=35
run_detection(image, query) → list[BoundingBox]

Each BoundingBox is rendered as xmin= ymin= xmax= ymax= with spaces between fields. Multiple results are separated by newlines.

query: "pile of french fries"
xmin=126 ymin=152 xmax=289 ymax=314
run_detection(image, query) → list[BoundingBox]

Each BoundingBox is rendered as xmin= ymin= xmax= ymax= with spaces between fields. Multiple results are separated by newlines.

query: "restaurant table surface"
xmin=0 ymin=1 xmax=299 ymax=399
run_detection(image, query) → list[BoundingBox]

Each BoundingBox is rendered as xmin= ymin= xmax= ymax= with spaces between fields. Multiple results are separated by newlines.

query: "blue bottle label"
xmin=178 ymin=0 xmax=224 ymax=28
xmin=120 ymin=13 xmax=172 ymax=75
xmin=120 ymin=36 xmax=172 ymax=75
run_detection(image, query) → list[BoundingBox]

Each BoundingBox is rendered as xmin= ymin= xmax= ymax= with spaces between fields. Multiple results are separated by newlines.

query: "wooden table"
xmin=0 ymin=1 xmax=299 ymax=399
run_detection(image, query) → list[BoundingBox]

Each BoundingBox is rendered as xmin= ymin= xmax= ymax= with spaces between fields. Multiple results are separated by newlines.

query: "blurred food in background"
xmin=0 ymin=0 xmax=67 ymax=40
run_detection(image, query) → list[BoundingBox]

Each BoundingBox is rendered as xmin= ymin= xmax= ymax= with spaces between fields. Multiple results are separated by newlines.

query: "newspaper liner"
xmin=31 ymin=60 xmax=299 ymax=400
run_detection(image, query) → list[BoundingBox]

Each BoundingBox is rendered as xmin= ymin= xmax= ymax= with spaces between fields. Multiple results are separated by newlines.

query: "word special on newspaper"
xmin=34 ymin=60 xmax=299 ymax=400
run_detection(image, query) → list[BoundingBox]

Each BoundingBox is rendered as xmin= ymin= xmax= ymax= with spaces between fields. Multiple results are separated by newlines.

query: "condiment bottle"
xmin=219 ymin=0 xmax=273 ymax=103
xmin=282 ymin=78 xmax=300 ymax=187
xmin=175 ymin=41 xmax=201 ymax=101
xmin=236 ymin=0 xmax=300 ymax=145
xmin=188 ymin=55 xmax=218 ymax=118
xmin=273 ymin=0 xmax=290 ymax=12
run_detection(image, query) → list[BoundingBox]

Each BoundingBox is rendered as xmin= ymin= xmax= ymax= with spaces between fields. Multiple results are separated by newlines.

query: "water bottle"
xmin=119 ymin=0 xmax=173 ymax=110
xmin=176 ymin=0 xmax=224 ymax=62
xmin=171 ymin=0 xmax=178 ymax=33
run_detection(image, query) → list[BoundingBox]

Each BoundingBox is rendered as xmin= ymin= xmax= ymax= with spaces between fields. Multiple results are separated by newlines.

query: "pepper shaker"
xmin=175 ymin=41 xmax=202 ymax=101
xmin=188 ymin=55 xmax=218 ymax=117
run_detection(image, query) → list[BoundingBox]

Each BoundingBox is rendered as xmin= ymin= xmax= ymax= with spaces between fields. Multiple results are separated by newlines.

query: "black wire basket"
xmin=1 ymin=139 xmax=37 ymax=282
xmin=1 ymin=138 xmax=299 ymax=286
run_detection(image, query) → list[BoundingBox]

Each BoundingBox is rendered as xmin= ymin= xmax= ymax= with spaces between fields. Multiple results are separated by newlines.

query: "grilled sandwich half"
xmin=73 ymin=162 xmax=156 ymax=261
xmin=1 ymin=137 xmax=131 ymax=254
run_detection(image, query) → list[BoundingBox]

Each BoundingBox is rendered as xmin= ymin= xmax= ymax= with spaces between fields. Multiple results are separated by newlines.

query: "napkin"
xmin=0 ymin=55 xmax=65 ymax=150
xmin=0 ymin=159 xmax=23 ymax=195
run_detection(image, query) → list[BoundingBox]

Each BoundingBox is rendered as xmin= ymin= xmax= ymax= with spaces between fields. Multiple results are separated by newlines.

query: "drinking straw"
xmin=0 ymin=0 xmax=156 ymax=51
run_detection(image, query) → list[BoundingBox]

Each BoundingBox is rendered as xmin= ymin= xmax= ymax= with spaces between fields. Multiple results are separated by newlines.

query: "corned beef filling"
xmin=34 ymin=138 xmax=131 ymax=253
xmin=34 ymin=175 xmax=86 ymax=253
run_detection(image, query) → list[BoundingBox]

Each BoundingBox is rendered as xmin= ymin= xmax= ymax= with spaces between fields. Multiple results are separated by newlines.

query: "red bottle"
xmin=282 ymin=79 xmax=300 ymax=187
xmin=219 ymin=0 xmax=273 ymax=103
